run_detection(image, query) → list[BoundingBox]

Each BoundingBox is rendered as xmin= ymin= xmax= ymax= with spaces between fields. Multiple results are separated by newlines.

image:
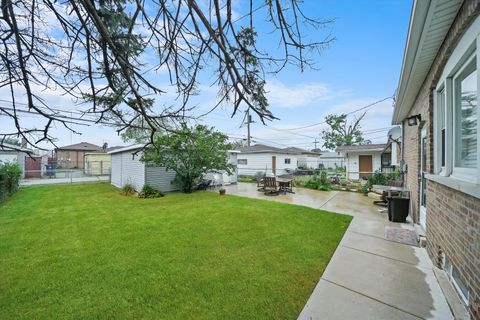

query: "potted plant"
xmin=219 ymin=188 xmax=226 ymax=195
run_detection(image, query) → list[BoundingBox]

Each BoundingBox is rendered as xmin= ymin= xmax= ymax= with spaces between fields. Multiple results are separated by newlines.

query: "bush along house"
xmin=393 ymin=0 xmax=480 ymax=318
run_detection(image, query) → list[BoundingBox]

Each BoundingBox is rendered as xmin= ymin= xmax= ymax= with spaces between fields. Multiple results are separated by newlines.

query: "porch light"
xmin=407 ymin=114 xmax=422 ymax=126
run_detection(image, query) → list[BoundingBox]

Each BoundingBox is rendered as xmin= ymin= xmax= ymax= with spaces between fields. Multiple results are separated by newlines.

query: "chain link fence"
xmin=21 ymin=160 xmax=111 ymax=186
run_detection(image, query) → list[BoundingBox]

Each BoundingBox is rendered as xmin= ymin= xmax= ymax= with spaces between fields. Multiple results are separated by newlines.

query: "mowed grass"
xmin=0 ymin=183 xmax=351 ymax=319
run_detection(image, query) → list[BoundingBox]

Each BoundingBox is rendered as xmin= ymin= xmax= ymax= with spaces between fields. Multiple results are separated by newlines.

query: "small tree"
xmin=142 ymin=124 xmax=234 ymax=193
xmin=321 ymin=112 xmax=370 ymax=150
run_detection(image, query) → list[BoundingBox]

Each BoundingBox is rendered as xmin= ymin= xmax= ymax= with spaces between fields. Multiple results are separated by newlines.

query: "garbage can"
xmin=387 ymin=196 xmax=410 ymax=222
xmin=45 ymin=164 xmax=56 ymax=178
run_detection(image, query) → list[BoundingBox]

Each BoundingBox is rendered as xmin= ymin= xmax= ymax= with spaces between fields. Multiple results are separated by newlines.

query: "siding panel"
xmin=145 ymin=166 xmax=178 ymax=192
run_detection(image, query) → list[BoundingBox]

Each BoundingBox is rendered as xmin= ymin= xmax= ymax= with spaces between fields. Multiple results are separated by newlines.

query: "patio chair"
xmin=257 ymin=175 xmax=266 ymax=191
xmin=263 ymin=176 xmax=279 ymax=196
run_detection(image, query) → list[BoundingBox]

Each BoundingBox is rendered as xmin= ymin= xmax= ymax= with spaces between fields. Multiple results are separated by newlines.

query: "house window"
xmin=444 ymin=256 xmax=469 ymax=305
xmin=381 ymin=153 xmax=391 ymax=167
xmin=238 ymin=159 xmax=247 ymax=165
xmin=284 ymin=158 xmax=291 ymax=164
xmin=439 ymin=88 xmax=446 ymax=167
xmin=454 ymin=58 xmax=477 ymax=169
xmin=435 ymin=48 xmax=479 ymax=183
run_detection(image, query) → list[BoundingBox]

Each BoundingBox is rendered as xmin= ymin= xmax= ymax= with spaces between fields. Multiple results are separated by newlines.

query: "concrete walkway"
xmin=223 ymin=183 xmax=453 ymax=320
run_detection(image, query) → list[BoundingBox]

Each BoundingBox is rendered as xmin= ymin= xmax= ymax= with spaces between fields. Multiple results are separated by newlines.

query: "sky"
xmin=0 ymin=0 xmax=413 ymax=151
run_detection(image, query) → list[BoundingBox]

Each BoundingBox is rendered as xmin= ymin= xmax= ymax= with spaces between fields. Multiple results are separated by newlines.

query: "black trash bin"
xmin=387 ymin=196 xmax=410 ymax=222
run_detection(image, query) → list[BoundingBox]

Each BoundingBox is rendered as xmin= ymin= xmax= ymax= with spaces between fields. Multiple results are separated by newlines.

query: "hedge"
xmin=0 ymin=162 xmax=22 ymax=202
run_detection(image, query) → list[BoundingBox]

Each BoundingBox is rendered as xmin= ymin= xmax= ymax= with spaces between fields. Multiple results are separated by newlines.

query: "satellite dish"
xmin=388 ymin=126 xmax=402 ymax=140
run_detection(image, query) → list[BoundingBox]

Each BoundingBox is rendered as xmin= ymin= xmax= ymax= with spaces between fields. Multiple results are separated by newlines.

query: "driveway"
xmin=223 ymin=183 xmax=453 ymax=320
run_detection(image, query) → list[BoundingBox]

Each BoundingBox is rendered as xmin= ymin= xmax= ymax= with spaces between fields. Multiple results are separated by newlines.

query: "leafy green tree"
xmin=321 ymin=112 xmax=370 ymax=150
xmin=1 ymin=138 xmax=21 ymax=146
xmin=142 ymin=124 xmax=234 ymax=193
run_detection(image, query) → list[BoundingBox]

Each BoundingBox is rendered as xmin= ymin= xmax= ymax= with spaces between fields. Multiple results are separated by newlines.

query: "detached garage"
xmin=109 ymin=144 xmax=178 ymax=192
xmin=109 ymin=144 xmax=239 ymax=192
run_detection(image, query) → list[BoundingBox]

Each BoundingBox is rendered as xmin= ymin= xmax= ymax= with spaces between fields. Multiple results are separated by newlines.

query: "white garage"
xmin=109 ymin=144 xmax=178 ymax=192
xmin=109 ymin=144 xmax=239 ymax=192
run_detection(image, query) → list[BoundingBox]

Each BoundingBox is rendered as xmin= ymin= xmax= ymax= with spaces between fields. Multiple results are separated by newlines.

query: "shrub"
xmin=0 ymin=162 xmax=22 ymax=202
xmin=120 ymin=183 xmax=136 ymax=196
xmin=138 ymin=184 xmax=164 ymax=198
xmin=304 ymin=170 xmax=332 ymax=191
xmin=361 ymin=169 xmax=403 ymax=195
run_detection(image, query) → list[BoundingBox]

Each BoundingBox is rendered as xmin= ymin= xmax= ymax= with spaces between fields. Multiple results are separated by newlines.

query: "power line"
xmin=277 ymin=95 xmax=394 ymax=131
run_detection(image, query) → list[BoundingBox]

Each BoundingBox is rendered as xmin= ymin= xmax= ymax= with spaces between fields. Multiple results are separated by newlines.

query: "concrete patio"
xmin=223 ymin=183 xmax=454 ymax=320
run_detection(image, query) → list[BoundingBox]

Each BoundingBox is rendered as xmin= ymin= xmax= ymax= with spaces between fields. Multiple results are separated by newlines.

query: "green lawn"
xmin=0 ymin=183 xmax=351 ymax=319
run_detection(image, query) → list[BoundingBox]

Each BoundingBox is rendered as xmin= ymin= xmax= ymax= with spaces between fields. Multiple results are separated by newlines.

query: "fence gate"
xmin=24 ymin=156 xmax=42 ymax=178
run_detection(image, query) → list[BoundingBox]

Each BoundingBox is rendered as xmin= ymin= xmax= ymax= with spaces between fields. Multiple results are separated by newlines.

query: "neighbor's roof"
xmin=336 ymin=144 xmax=388 ymax=153
xmin=238 ymin=144 xmax=286 ymax=153
xmin=319 ymin=151 xmax=343 ymax=158
xmin=0 ymin=143 xmax=34 ymax=153
xmin=106 ymin=146 xmax=124 ymax=152
xmin=108 ymin=144 xmax=145 ymax=154
xmin=238 ymin=144 xmax=319 ymax=155
xmin=56 ymin=142 xmax=102 ymax=151
xmin=393 ymin=0 xmax=463 ymax=124
xmin=282 ymin=147 xmax=320 ymax=155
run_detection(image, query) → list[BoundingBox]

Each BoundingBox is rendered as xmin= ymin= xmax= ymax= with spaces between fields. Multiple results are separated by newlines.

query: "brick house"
xmin=393 ymin=0 xmax=480 ymax=318
xmin=54 ymin=142 xmax=102 ymax=169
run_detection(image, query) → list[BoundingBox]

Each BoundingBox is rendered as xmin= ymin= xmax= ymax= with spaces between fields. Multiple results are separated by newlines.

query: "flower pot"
xmin=219 ymin=189 xmax=226 ymax=195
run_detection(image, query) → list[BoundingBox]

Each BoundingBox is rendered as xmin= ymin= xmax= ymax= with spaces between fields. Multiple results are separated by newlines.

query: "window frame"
xmin=284 ymin=158 xmax=291 ymax=164
xmin=444 ymin=256 xmax=470 ymax=305
xmin=433 ymin=33 xmax=480 ymax=184
xmin=238 ymin=159 xmax=247 ymax=165
xmin=452 ymin=54 xmax=478 ymax=181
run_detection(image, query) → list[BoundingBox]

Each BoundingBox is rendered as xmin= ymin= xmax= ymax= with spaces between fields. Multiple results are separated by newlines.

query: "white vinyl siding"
xmin=110 ymin=150 xmax=145 ymax=191
xmin=110 ymin=153 xmax=122 ymax=187
xmin=237 ymin=153 xmax=297 ymax=176
xmin=145 ymin=166 xmax=177 ymax=192
xmin=345 ymin=152 xmax=382 ymax=181
xmin=120 ymin=151 xmax=145 ymax=191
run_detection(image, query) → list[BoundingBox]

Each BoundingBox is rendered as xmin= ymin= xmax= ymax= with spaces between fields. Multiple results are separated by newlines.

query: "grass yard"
xmin=0 ymin=183 xmax=351 ymax=319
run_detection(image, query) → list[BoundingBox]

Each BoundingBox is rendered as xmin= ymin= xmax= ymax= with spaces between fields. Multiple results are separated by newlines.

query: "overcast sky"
xmin=0 ymin=0 xmax=412 ymax=151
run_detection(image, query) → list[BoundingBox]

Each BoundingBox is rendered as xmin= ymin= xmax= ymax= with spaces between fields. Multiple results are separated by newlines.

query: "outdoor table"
xmin=276 ymin=177 xmax=294 ymax=194
xmin=372 ymin=185 xmax=410 ymax=198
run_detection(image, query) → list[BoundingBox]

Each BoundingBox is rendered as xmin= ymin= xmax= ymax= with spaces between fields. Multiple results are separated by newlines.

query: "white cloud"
xmin=265 ymin=80 xmax=337 ymax=108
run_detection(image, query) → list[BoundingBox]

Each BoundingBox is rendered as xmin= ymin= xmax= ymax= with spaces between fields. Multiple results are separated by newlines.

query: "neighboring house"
xmin=0 ymin=143 xmax=33 ymax=178
xmin=336 ymin=144 xmax=388 ymax=180
xmin=317 ymin=151 xmax=345 ymax=169
xmin=84 ymin=153 xmax=111 ymax=176
xmin=203 ymin=150 xmax=240 ymax=186
xmin=283 ymin=147 xmax=322 ymax=169
xmin=237 ymin=144 xmax=299 ymax=176
xmin=393 ymin=1 xmax=480 ymax=317
xmin=109 ymin=144 xmax=238 ymax=192
xmin=54 ymin=142 xmax=102 ymax=169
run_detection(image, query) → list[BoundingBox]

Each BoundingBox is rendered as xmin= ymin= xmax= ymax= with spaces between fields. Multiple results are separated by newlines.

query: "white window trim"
xmin=433 ymin=22 xmax=480 ymax=185
xmin=451 ymin=54 xmax=478 ymax=182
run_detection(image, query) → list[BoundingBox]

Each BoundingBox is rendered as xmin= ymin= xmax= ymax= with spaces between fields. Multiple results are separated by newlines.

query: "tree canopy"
xmin=142 ymin=124 xmax=234 ymax=193
xmin=0 ymin=0 xmax=334 ymax=149
xmin=321 ymin=112 xmax=370 ymax=150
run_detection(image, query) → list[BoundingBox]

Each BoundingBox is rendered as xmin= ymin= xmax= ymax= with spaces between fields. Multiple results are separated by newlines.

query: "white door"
xmin=419 ymin=128 xmax=427 ymax=230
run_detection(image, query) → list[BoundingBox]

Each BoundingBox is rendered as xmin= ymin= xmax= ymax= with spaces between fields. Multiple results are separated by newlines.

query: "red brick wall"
xmin=426 ymin=180 xmax=480 ymax=319
xmin=400 ymin=1 xmax=480 ymax=318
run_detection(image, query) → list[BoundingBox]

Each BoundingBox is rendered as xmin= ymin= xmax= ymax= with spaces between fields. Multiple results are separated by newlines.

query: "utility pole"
xmin=246 ymin=109 xmax=253 ymax=146
xmin=313 ymin=138 xmax=319 ymax=150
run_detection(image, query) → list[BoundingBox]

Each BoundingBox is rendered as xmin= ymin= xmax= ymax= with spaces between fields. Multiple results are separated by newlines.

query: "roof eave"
xmin=393 ymin=0 xmax=431 ymax=124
